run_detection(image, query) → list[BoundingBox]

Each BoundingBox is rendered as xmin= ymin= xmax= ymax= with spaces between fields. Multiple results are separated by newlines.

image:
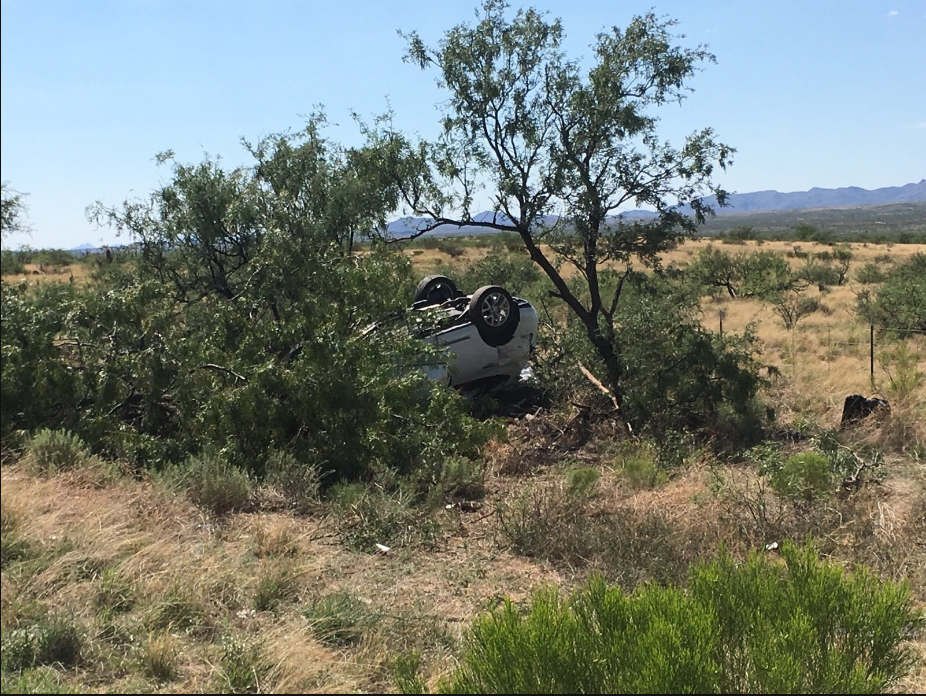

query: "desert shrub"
xmin=460 ymin=250 xmax=542 ymax=296
xmin=687 ymin=246 xmax=795 ymax=300
xmin=857 ymin=253 xmax=926 ymax=332
xmin=856 ymin=262 xmax=887 ymax=284
xmin=304 ymin=591 xmax=382 ymax=647
xmin=437 ymin=240 xmax=466 ymax=258
xmin=794 ymin=223 xmax=836 ymax=243
xmin=3 ymin=132 xmax=495 ymax=488
xmin=564 ymin=467 xmax=600 ymax=497
xmin=423 ymin=545 xmax=922 ymax=694
xmin=798 ymin=259 xmax=841 ymax=287
xmin=769 ymin=452 xmax=833 ymax=500
xmin=23 ymin=429 xmax=90 ymax=475
xmin=760 ymin=432 xmax=883 ymax=501
xmin=263 ymin=450 xmax=320 ymax=514
xmin=878 ymin=342 xmax=925 ymax=401
xmin=162 ymin=455 xmax=252 ymax=516
xmin=772 ymin=291 xmax=819 ymax=329
xmin=0 ymin=249 xmax=26 ymax=276
xmin=412 ymin=455 xmax=487 ymax=509
xmin=619 ymin=453 xmax=668 ymax=490
xmin=739 ymin=250 xmax=797 ymax=298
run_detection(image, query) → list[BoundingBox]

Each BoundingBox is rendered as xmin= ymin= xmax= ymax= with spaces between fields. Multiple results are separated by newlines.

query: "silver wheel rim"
xmin=480 ymin=292 xmax=510 ymax=328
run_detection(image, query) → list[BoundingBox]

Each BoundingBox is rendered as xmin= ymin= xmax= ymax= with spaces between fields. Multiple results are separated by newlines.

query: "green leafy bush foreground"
xmin=409 ymin=544 xmax=921 ymax=694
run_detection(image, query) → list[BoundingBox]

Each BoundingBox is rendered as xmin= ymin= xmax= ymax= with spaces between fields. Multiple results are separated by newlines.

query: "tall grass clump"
xmin=161 ymin=455 xmax=252 ymax=516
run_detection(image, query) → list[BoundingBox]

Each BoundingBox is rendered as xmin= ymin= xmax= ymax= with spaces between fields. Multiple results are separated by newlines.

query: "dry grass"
xmin=1 ymin=262 xmax=94 ymax=285
xmin=0 ymin=466 xmax=566 ymax=693
xmin=2 ymin=239 xmax=923 ymax=692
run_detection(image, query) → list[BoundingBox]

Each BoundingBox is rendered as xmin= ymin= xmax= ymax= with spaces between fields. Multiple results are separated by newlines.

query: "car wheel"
xmin=415 ymin=275 xmax=459 ymax=305
xmin=469 ymin=285 xmax=520 ymax=347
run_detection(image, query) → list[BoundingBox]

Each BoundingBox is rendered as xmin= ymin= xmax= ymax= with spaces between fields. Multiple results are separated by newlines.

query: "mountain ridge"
xmin=386 ymin=181 xmax=926 ymax=237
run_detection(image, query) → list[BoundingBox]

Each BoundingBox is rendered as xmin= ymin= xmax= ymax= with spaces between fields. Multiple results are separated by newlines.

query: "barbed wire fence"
xmin=716 ymin=307 xmax=925 ymax=390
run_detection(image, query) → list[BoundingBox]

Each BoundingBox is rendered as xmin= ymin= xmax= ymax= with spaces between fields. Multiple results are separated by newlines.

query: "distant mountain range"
xmin=385 ymin=181 xmax=926 ymax=237
xmin=68 ymin=181 xmax=925 ymax=248
xmin=699 ymin=180 xmax=926 ymax=213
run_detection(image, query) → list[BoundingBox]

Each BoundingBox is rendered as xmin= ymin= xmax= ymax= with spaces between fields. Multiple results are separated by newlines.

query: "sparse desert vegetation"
xmin=2 ymin=232 xmax=923 ymax=692
xmin=2 ymin=3 xmax=925 ymax=694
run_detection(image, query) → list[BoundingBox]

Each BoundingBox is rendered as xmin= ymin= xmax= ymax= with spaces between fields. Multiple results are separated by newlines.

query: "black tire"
xmin=469 ymin=285 xmax=520 ymax=347
xmin=414 ymin=275 xmax=459 ymax=305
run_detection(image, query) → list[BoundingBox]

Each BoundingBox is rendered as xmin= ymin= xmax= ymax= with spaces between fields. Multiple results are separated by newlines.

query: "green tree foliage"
xmin=856 ymin=261 xmax=887 ymax=284
xmin=1 ymin=183 xmax=28 ymax=240
xmin=398 ymin=1 xmax=735 ymax=420
xmin=856 ymin=253 xmax=926 ymax=333
xmin=537 ymin=274 xmax=766 ymax=440
xmin=2 ymin=123 xmax=493 ymax=482
xmin=688 ymin=245 xmax=796 ymax=299
xmin=417 ymin=545 xmax=921 ymax=694
xmin=798 ymin=258 xmax=841 ymax=288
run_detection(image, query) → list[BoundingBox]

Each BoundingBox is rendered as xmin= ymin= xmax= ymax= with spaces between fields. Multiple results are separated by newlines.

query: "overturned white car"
xmin=409 ymin=275 xmax=538 ymax=394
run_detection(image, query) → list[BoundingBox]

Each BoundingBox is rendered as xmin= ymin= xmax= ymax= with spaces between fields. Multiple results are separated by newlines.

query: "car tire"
xmin=469 ymin=285 xmax=520 ymax=347
xmin=415 ymin=275 xmax=459 ymax=305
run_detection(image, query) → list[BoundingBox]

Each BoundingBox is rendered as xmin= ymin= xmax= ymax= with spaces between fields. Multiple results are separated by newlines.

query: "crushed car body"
xmin=369 ymin=275 xmax=538 ymax=395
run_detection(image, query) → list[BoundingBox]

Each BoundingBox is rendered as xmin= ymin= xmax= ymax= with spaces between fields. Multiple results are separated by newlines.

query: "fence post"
xmin=870 ymin=320 xmax=875 ymax=386
xmin=719 ymin=309 xmax=725 ymax=339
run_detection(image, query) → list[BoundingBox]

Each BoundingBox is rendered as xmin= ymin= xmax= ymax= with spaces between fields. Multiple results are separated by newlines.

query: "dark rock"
xmin=841 ymin=394 xmax=890 ymax=427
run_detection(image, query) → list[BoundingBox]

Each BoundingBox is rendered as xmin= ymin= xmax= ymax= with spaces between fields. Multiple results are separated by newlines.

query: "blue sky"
xmin=2 ymin=0 xmax=924 ymax=249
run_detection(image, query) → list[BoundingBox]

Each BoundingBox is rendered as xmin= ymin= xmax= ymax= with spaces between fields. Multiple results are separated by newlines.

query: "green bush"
xmin=564 ymin=467 xmax=600 ymax=498
xmin=772 ymin=292 xmax=820 ymax=329
xmin=3 ymin=133 xmax=495 ymax=487
xmin=760 ymin=434 xmax=883 ymax=501
xmin=687 ymin=246 xmax=795 ymax=300
xmin=798 ymin=259 xmax=840 ymax=287
xmin=620 ymin=455 xmax=668 ymax=490
xmin=856 ymin=262 xmax=887 ymax=284
xmin=163 ymin=455 xmax=252 ymax=516
xmin=23 ymin=429 xmax=90 ymax=476
xmin=1 ymin=283 xmax=79 ymax=441
xmin=770 ymin=452 xmax=833 ymax=500
xmin=413 ymin=455 xmax=486 ymax=509
xmin=1 ymin=249 xmax=26 ymax=276
xmin=460 ymin=250 xmax=542 ymax=296
xmin=857 ymin=253 xmax=926 ymax=332
xmin=419 ymin=545 xmax=921 ymax=694
xmin=1 ymin=617 xmax=82 ymax=673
